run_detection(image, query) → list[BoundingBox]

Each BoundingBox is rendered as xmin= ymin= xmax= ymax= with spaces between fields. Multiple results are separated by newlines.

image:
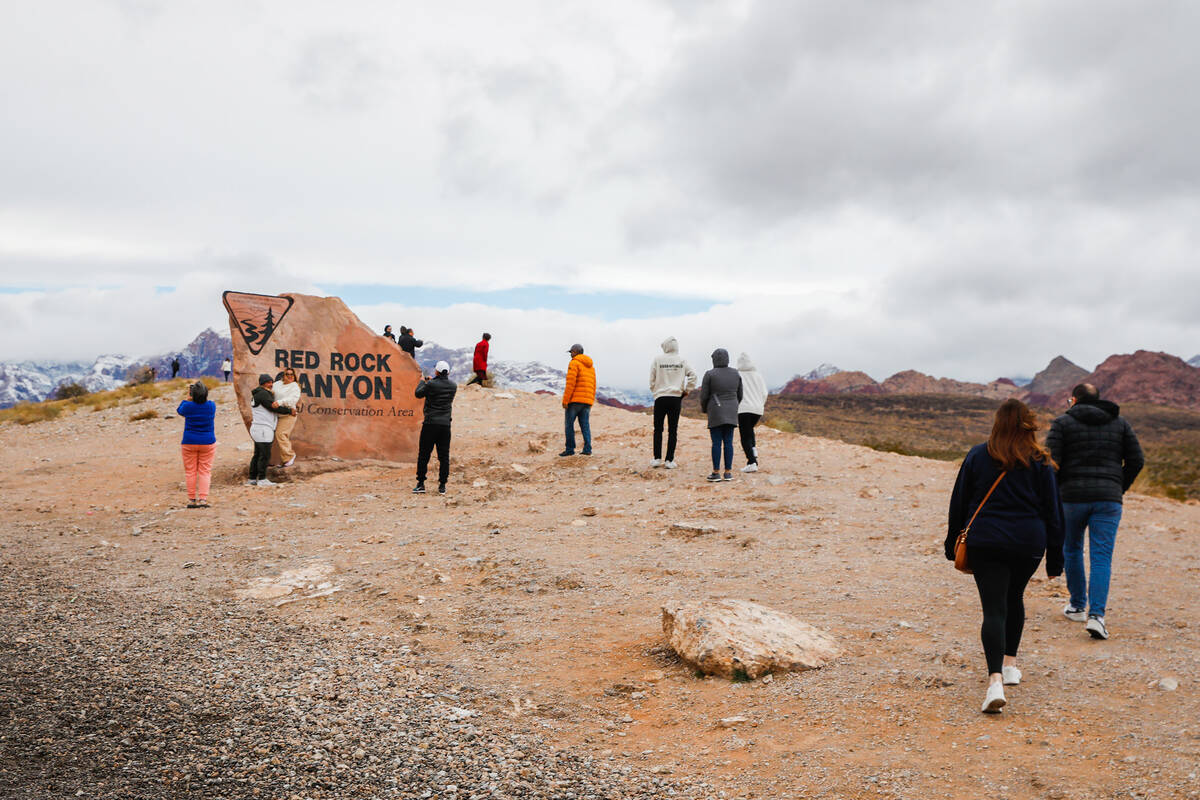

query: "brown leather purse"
xmin=954 ymin=471 xmax=1006 ymax=574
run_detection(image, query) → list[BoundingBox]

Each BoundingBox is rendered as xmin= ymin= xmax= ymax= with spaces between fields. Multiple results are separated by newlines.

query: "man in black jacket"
xmin=398 ymin=326 xmax=423 ymax=358
xmin=1046 ymin=383 xmax=1144 ymax=640
xmin=413 ymin=360 xmax=456 ymax=495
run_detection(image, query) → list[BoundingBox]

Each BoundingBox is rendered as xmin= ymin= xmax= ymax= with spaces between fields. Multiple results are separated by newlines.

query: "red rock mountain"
xmin=778 ymin=370 xmax=882 ymax=395
xmin=1049 ymin=350 xmax=1200 ymax=410
xmin=1021 ymin=356 xmax=1089 ymax=406
xmin=879 ymin=370 xmax=1020 ymax=399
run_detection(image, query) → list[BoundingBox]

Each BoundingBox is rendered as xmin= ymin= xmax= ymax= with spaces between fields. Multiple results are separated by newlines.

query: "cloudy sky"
xmin=2 ymin=0 xmax=1198 ymax=388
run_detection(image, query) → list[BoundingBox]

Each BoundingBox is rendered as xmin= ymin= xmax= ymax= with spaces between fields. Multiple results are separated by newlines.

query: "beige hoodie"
xmin=649 ymin=337 xmax=698 ymax=399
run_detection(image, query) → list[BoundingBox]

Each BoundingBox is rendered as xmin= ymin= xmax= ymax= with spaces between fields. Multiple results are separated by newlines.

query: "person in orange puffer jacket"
xmin=560 ymin=343 xmax=596 ymax=456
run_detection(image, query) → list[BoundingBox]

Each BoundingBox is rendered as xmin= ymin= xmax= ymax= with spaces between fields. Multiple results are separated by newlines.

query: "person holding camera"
xmin=413 ymin=360 xmax=457 ymax=495
xmin=177 ymin=381 xmax=216 ymax=508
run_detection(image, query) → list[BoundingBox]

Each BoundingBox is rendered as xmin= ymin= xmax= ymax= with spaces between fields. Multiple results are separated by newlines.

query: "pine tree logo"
xmin=222 ymin=291 xmax=295 ymax=355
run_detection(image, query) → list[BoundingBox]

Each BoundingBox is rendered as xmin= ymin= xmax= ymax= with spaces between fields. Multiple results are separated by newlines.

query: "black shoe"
xmin=706 ymin=472 xmax=722 ymax=482
xmin=723 ymin=472 xmax=733 ymax=481
xmin=581 ymin=450 xmax=592 ymax=455
xmin=558 ymin=450 xmax=575 ymax=457
xmin=438 ymin=483 xmax=446 ymax=495
xmin=413 ymin=483 xmax=425 ymax=494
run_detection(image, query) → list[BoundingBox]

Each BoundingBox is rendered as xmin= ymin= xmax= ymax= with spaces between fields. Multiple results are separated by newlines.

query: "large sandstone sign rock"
xmin=222 ymin=291 xmax=422 ymax=462
xmin=661 ymin=599 xmax=840 ymax=680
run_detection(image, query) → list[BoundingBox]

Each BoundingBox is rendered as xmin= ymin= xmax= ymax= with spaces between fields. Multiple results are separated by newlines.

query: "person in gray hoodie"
xmin=736 ymin=352 xmax=768 ymax=472
xmin=648 ymin=336 xmax=698 ymax=469
xmin=699 ymin=348 xmax=742 ymax=482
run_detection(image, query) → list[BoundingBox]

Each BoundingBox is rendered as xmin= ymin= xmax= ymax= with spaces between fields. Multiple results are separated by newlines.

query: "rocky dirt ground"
xmin=1 ymin=382 xmax=1198 ymax=799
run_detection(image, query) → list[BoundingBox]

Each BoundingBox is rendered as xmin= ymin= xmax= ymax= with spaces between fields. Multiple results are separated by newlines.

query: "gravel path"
xmin=0 ymin=564 xmax=717 ymax=799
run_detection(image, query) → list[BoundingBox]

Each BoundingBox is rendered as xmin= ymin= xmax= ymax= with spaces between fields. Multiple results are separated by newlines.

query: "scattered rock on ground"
xmin=661 ymin=598 xmax=841 ymax=680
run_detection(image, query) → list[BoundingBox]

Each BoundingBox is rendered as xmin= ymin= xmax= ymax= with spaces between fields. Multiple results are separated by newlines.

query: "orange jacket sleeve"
xmin=563 ymin=358 xmax=578 ymax=406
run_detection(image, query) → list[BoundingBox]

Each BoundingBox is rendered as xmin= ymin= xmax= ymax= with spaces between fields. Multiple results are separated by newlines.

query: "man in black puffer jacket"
xmin=1046 ymin=383 xmax=1144 ymax=640
xmin=413 ymin=360 xmax=457 ymax=495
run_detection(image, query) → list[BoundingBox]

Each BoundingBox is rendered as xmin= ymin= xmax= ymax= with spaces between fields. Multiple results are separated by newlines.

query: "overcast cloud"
xmin=1 ymin=0 xmax=1197 ymax=388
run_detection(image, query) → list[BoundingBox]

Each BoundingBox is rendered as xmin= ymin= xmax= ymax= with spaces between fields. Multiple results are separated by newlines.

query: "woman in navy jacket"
xmin=946 ymin=398 xmax=1064 ymax=713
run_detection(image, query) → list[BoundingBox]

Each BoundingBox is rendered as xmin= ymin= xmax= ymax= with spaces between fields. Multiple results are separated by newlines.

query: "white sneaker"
xmin=650 ymin=459 xmax=663 ymax=468
xmin=1002 ymin=666 xmax=1021 ymax=686
xmin=741 ymin=463 xmax=758 ymax=473
xmin=664 ymin=461 xmax=677 ymax=469
xmin=982 ymin=682 xmax=1006 ymax=713
xmin=1063 ymin=603 xmax=1087 ymax=623
xmin=256 ymin=479 xmax=277 ymax=487
xmin=283 ymin=456 xmax=295 ymax=467
xmin=1086 ymin=616 xmax=1109 ymax=640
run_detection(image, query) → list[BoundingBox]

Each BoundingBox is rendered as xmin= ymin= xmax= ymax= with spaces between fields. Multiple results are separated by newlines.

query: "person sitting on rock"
xmin=382 ymin=324 xmax=396 ymax=342
xmin=414 ymin=360 xmax=457 ymax=495
xmin=247 ymin=374 xmax=291 ymax=487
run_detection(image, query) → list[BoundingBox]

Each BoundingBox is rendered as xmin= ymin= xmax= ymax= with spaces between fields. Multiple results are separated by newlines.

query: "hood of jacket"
xmin=710 ymin=348 xmax=730 ymax=368
xmin=736 ymin=352 xmax=756 ymax=371
xmin=573 ymin=354 xmax=594 ymax=368
xmin=1068 ymin=399 xmax=1120 ymax=425
xmin=661 ymin=336 xmax=678 ymax=354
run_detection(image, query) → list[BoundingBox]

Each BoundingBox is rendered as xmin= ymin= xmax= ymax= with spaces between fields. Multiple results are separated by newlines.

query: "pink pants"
xmin=181 ymin=444 xmax=216 ymax=500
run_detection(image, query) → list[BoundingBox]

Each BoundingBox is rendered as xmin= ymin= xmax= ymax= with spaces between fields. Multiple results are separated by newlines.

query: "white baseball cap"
xmin=435 ymin=360 xmax=450 ymax=374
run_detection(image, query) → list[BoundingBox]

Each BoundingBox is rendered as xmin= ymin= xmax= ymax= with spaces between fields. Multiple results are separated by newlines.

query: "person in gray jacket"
xmin=699 ymin=348 xmax=742 ymax=482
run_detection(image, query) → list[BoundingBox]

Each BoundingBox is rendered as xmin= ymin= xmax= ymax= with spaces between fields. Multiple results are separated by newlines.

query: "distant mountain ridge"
xmin=778 ymin=350 xmax=1200 ymax=411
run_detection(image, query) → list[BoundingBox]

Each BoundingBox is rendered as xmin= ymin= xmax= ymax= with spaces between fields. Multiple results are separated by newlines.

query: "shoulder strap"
xmin=964 ymin=471 xmax=1007 ymax=533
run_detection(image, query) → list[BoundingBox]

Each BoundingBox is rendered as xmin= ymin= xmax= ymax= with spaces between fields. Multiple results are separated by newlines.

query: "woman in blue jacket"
xmin=177 ymin=381 xmax=217 ymax=508
xmin=946 ymin=398 xmax=1064 ymax=713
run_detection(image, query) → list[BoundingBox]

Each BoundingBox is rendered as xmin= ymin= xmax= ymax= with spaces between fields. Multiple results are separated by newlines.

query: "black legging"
xmin=738 ymin=412 xmax=761 ymax=464
xmin=653 ymin=396 xmax=682 ymax=461
xmin=968 ymin=546 xmax=1040 ymax=674
xmin=249 ymin=441 xmax=272 ymax=480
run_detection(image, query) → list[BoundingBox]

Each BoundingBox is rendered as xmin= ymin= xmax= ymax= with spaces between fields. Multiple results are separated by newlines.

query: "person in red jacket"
xmin=466 ymin=333 xmax=491 ymax=386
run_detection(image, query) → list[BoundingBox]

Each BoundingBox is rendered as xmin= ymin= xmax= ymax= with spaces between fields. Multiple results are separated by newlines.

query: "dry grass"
xmin=0 ymin=377 xmax=213 ymax=426
xmin=129 ymin=409 xmax=158 ymax=421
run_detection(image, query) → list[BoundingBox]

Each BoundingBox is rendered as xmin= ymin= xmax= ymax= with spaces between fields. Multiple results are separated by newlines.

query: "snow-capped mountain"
xmin=771 ymin=363 xmax=840 ymax=392
xmin=803 ymin=363 xmax=841 ymax=381
xmin=415 ymin=341 xmax=652 ymax=407
xmin=0 ymin=330 xmax=231 ymax=408
xmin=1189 ymin=355 xmax=1200 ymax=368
xmin=0 ymin=360 xmax=93 ymax=408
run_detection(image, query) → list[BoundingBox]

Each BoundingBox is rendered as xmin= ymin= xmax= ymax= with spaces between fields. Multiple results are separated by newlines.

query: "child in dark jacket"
xmin=946 ymin=399 xmax=1063 ymax=714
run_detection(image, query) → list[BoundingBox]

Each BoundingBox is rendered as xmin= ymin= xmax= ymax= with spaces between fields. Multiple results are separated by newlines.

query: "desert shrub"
xmin=54 ymin=382 xmax=89 ymax=401
xmin=764 ymin=416 xmax=796 ymax=433
xmin=200 ymin=376 xmax=220 ymax=389
xmin=0 ymin=402 xmax=65 ymax=425
xmin=129 ymin=409 xmax=158 ymax=421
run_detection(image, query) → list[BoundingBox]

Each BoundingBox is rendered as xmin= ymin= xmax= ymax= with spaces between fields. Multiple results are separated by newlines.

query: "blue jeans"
xmin=564 ymin=403 xmax=592 ymax=454
xmin=1062 ymin=501 xmax=1123 ymax=617
xmin=710 ymin=424 xmax=735 ymax=471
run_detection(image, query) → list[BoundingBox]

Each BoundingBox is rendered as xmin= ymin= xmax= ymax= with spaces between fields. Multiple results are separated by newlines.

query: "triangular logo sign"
xmin=222 ymin=291 xmax=294 ymax=355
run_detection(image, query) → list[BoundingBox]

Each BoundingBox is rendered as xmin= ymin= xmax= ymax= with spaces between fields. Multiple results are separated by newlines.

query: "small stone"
xmin=581 ymin=507 xmax=598 ymax=516
xmin=570 ymin=519 xmax=588 ymax=527
xmin=527 ymin=439 xmax=546 ymax=454
xmin=718 ymin=716 xmax=749 ymax=728
xmin=510 ymin=463 xmax=530 ymax=475
xmin=472 ymin=479 xmax=489 ymax=488
xmin=1157 ymin=677 xmax=1179 ymax=691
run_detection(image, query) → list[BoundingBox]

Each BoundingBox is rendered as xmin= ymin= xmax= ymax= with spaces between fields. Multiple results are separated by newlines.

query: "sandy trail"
xmin=1 ymin=383 xmax=1198 ymax=799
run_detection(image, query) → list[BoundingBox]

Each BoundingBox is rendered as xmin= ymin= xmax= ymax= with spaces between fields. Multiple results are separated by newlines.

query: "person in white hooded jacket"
xmin=648 ymin=336 xmax=698 ymax=468
xmin=736 ymin=352 xmax=768 ymax=472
